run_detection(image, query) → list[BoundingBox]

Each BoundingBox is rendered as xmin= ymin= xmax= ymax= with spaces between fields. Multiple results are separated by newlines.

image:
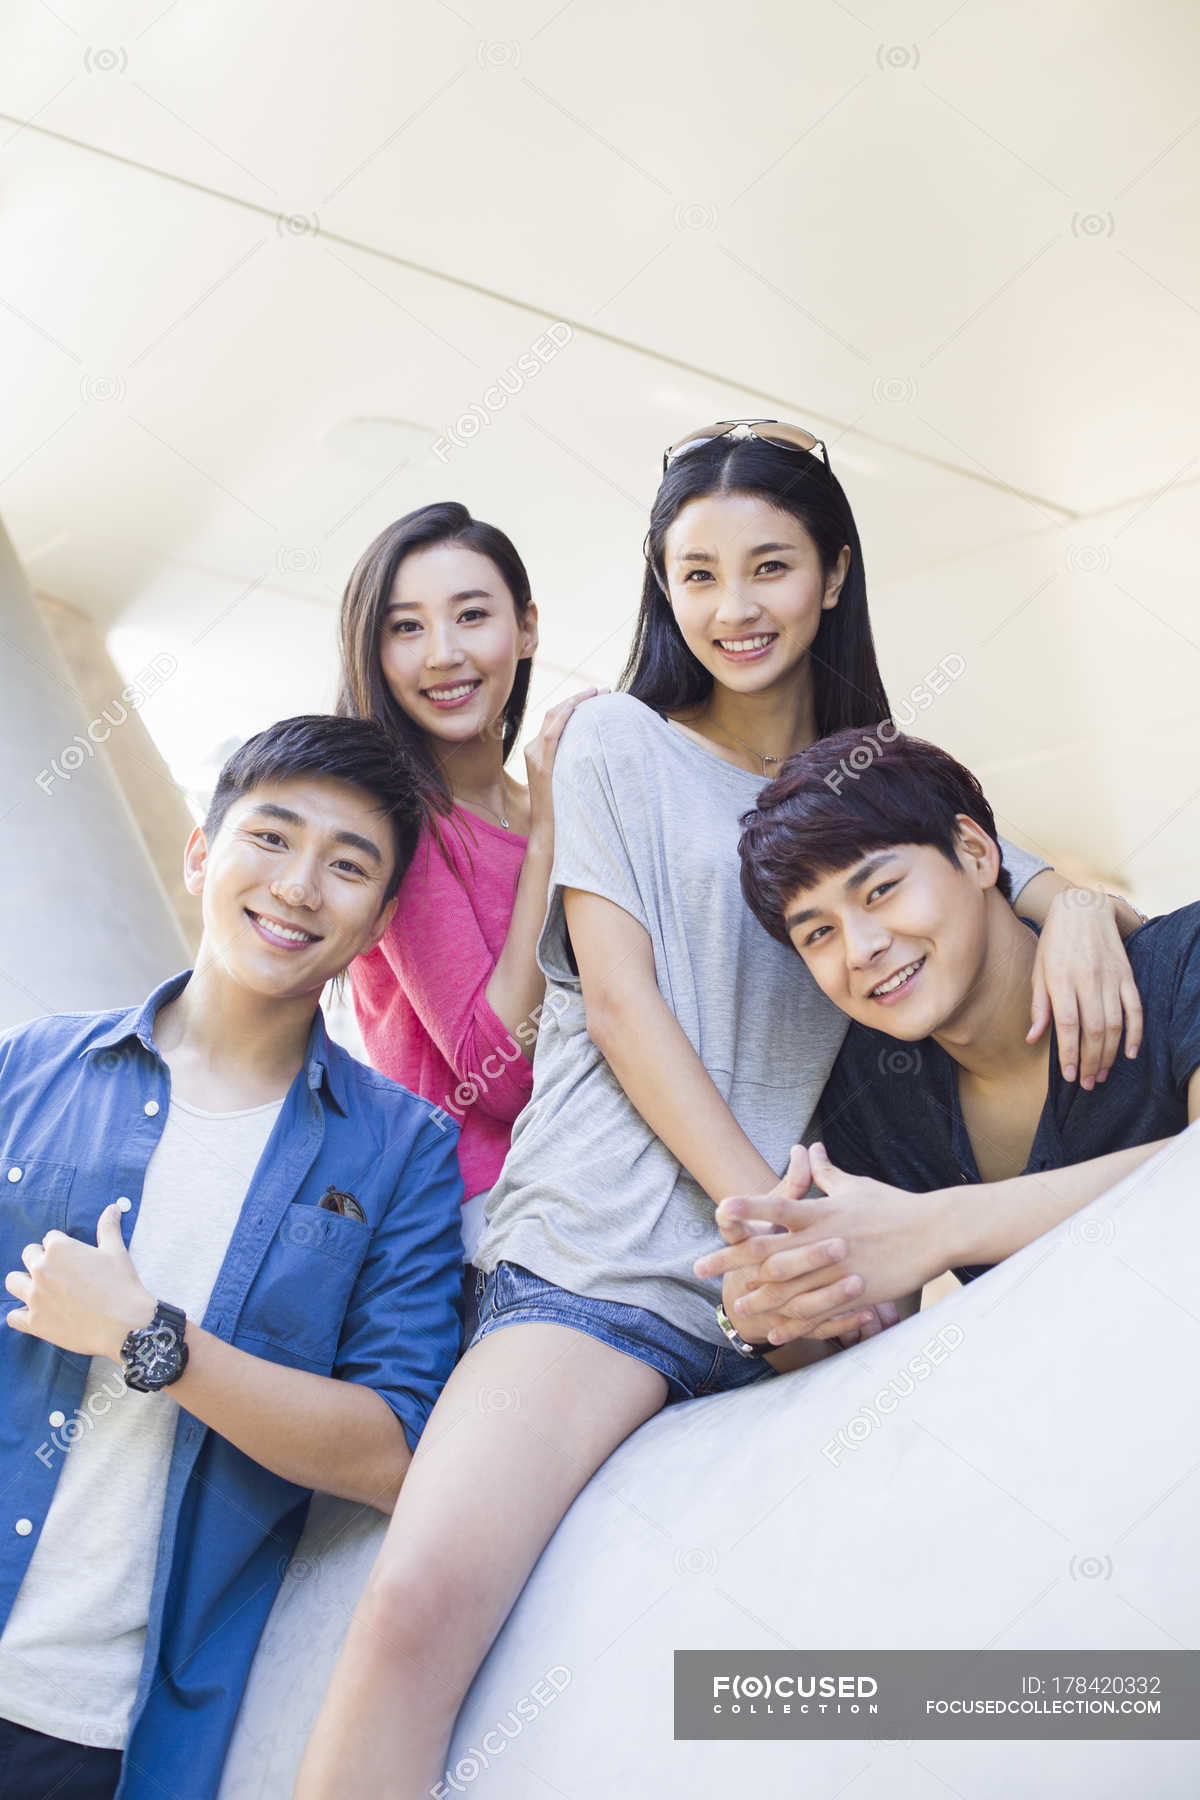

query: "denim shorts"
xmin=467 ymin=1261 xmax=777 ymax=1407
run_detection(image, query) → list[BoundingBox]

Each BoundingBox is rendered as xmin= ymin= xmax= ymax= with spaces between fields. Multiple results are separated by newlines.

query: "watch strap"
xmin=122 ymin=1299 xmax=190 ymax=1391
xmin=716 ymin=1302 xmax=765 ymax=1359
xmin=153 ymin=1300 xmax=188 ymax=1339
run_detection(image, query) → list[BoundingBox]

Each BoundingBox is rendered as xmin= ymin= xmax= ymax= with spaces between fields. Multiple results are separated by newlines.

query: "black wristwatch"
xmin=121 ymin=1301 xmax=190 ymax=1391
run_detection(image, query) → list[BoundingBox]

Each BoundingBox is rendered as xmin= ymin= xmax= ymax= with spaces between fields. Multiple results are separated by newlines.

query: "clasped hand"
xmin=694 ymin=1143 xmax=948 ymax=1349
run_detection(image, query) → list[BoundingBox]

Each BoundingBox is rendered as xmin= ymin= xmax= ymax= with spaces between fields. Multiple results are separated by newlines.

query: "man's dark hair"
xmin=738 ymin=727 xmax=1012 ymax=946
xmin=203 ymin=714 xmax=425 ymax=907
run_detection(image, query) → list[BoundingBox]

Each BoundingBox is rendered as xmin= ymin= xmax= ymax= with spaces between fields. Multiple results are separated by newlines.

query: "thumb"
xmin=807 ymin=1141 xmax=843 ymax=1193
xmin=1027 ymin=962 xmax=1049 ymax=1044
xmin=780 ymin=1142 xmax=812 ymax=1197
xmin=96 ymin=1202 xmax=126 ymax=1252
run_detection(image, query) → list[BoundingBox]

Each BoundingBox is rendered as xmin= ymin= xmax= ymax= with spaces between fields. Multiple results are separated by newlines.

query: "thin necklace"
xmin=704 ymin=718 xmax=791 ymax=776
xmin=455 ymin=781 xmax=511 ymax=829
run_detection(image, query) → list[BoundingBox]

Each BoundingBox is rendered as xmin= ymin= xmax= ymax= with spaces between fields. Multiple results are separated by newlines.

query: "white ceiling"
xmin=2 ymin=0 xmax=1198 ymax=906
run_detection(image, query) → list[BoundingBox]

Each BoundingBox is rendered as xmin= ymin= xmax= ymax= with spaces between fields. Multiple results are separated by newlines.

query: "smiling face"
xmin=378 ymin=541 xmax=537 ymax=746
xmin=185 ymin=775 xmax=400 ymax=1000
xmin=662 ymin=491 xmax=848 ymax=690
xmin=782 ymin=825 xmax=1003 ymax=1040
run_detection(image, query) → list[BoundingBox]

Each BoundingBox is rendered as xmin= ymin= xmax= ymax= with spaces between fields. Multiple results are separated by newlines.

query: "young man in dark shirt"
xmin=694 ymin=729 xmax=1200 ymax=1349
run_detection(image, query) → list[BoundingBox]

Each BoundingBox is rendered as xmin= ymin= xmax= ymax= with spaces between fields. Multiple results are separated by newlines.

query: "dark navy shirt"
xmin=818 ymin=904 xmax=1200 ymax=1283
xmin=0 ymin=970 xmax=465 ymax=1800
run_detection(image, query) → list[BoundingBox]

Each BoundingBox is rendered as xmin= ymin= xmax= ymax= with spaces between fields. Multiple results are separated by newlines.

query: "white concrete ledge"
xmin=221 ymin=1122 xmax=1200 ymax=1798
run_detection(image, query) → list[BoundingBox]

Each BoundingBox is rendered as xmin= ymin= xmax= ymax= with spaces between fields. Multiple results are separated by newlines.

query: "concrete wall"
xmin=220 ymin=1125 xmax=1200 ymax=1799
xmin=0 ymin=517 xmax=189 ymax=1027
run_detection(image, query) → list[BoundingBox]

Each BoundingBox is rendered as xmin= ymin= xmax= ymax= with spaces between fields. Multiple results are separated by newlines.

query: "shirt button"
xmin=7 ymin=1167 xmax=22 ymax=1183
xmin=15 ymin=1519 xmax=33 ymax=1536
xmin=48 ymin=1411 xmax=65 ymax=1428
xmin=117 ymin=1197 xmax=132 ymax=1213
xmin=143 ymin=1101 xmax=160 ymax=1117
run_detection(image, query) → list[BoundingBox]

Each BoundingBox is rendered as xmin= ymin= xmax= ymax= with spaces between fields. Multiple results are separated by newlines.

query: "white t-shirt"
xmin=0 ymin=1093 xmax=284 ymax=1750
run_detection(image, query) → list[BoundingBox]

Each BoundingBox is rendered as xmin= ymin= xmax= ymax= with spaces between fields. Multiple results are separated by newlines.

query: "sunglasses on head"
xmin=662 ymin=418 xmax=829 ymax=476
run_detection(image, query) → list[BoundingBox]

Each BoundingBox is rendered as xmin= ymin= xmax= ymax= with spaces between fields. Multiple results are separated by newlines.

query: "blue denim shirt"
xmin=0 ymin=971 xmax=465 ymax=1799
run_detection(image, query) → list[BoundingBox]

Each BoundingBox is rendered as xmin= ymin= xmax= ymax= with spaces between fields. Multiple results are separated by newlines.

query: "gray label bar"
xmin=674 ymin=1652 xmax=1200 ymax=1739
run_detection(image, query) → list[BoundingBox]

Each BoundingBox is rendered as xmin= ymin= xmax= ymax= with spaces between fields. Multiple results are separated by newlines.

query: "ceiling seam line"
xmin=3 ymin=111 xmax=1079 ymax=521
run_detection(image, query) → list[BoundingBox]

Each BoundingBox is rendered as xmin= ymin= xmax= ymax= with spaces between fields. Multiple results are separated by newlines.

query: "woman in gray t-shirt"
xmin=297 ymin=423 xmax=1127 ymax=1798
xmin=472 ymin=685 xmax=1043 ymax=1340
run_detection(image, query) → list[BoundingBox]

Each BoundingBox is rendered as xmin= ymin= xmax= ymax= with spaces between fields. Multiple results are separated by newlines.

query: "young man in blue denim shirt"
xmin=0 ymin=715 xmax=465 ymax=1800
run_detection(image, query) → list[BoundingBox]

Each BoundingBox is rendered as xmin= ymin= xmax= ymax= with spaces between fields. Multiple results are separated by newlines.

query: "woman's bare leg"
xmin=294 ymin=1320 xmax=668 ymax=1800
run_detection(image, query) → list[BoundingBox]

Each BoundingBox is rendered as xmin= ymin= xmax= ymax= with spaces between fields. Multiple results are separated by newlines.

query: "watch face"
xmin=140 ymin=1324 xmax=182 ymax=1384
xmin=126 ymin=1321 xmax=183 ymax=1389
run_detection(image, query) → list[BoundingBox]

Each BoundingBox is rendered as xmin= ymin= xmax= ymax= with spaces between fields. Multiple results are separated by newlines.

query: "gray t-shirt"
xmin=475 ymin=692 xmax=1048 ymax=1345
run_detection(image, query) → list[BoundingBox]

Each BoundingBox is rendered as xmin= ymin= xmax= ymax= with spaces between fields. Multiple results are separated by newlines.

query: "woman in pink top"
xmin=336 ymin=502 xmax=602 ymax=1300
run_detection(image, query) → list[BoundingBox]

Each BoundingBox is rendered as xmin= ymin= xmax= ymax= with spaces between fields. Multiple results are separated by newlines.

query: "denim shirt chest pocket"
xmin=234 ymin=1202 xmax=372 ymax=1371
xmin=1 ymin=1154 xmax=74 ymax=1241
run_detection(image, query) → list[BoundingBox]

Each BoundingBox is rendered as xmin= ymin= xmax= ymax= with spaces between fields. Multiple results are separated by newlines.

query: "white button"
xmin=143 ymin=1101 xmax=159 ymax=1117
xmin=7 ymin=1167 xmax=22 ymax=1183
xmin=15 ymin=1519 xmax=32 ymax=1537
xmin=48 ymin=1411 xmax=65 ymax=1428
xmin=117 ymin=1197 xmax=132 ymax=1213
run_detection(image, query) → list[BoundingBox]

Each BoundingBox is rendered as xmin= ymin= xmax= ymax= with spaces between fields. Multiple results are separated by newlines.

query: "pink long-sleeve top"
xmin=349 ymin=808 xmax=534 ymax=1203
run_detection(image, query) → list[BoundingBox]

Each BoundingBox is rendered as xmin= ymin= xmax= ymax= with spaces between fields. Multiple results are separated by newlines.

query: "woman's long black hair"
xmin=336 ymin=501 xmax=535 ymax=874
xmin=620 ymin=434 xmax=890 ymax=735
xmin=336 ymin=500 xmax=535 ymax=809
